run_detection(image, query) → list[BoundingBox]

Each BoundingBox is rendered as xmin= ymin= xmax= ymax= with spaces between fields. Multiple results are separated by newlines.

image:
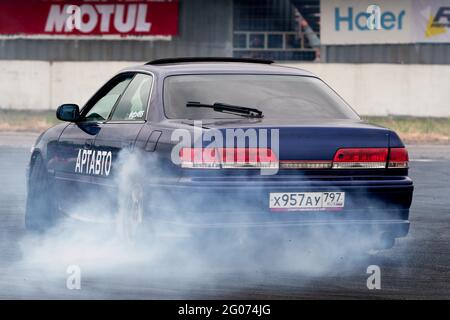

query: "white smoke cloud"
xmin=1 ymin=148 xmax=399 ymax=299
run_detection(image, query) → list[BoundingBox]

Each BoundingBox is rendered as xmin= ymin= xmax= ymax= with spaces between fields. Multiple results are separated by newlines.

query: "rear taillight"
xmin=179 ymin=147 xmax=278 ymax=169
xmin=388 ymin=147 xmax=409 ymax=168
xmin=179 ymin=147 xmax=408 ymax=170
xmin=179 ymin=147 xmax=220 ymax=169
xmin=332 ymin=147 xmax=409 ymax=169
xmin=332 ymin=148 xmax=388 ymax=169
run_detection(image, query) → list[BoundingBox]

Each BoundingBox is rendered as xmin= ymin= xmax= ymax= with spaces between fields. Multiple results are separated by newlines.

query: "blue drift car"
xmin=26 ymin=58 xmax=413 ymax=249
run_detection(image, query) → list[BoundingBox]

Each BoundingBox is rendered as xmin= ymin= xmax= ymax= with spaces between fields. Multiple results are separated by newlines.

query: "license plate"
xmin=269 ymin=192 xmax=345 ymax=211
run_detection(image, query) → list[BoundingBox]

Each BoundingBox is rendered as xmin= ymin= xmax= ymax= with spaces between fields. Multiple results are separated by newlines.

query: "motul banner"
xmin=0 ymin=0 xmax=179 ymax=39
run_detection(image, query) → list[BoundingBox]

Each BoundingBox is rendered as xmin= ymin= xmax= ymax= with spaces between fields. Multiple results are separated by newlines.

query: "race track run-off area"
xmin=0 ymin=133 xmax=449 ymax=299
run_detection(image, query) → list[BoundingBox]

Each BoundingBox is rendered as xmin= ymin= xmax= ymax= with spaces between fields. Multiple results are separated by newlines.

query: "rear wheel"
xmin=25 ymin=155 xmax=58 ymax=232
xmin=116 ymin=183 xmax=144 ymax=242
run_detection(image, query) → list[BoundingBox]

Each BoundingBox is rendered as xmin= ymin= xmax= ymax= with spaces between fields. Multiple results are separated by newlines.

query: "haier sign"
xmin=321 ymin=0 xmax=412 ymax=44
xmin=334 ymin=7 xmax=406 ymax=31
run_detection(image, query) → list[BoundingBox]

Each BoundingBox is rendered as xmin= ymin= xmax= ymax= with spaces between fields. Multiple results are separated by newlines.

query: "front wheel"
xmin=25 ymin=155 xmax=58 ymax=232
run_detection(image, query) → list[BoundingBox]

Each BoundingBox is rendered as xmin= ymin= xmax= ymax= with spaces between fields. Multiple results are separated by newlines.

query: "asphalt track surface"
xmin=0 ymin=132 xmax=449 ymax=299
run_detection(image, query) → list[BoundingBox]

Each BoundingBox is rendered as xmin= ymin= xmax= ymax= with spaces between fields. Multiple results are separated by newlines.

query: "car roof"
xmin=121 ymin=61 xmax=316 ymax=78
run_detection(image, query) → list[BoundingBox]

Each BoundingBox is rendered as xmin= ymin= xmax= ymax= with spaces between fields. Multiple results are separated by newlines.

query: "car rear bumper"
xmin=143 ymin=175 xmax=413 ymax=238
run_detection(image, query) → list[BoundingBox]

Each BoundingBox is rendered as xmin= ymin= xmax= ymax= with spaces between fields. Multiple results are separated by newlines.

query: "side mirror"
xmin=56 ymin=104 xmax=80 ymax=122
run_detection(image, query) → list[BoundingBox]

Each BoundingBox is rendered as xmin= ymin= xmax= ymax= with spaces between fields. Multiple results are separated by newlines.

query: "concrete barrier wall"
xmin=1 ymin=61 xmax=449 ymax=117
xmin=51 ymin=62 xmax=135 ymax=109
xmin=0 ymin=61 xmax=51 ymax=110
xmin=289 ymin=63 xmax=450 ymax=117
xmin=0 ymin=61 xmax=137 ymax=111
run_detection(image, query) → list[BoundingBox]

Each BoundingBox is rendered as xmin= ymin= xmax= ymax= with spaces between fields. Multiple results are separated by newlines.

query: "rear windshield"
xmin=163 ymin=74 xmax=359 ymax=120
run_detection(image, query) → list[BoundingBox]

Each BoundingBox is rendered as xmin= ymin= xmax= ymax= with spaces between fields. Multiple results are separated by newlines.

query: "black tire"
xmin=25 ymin=155 xmax=57 ymax=232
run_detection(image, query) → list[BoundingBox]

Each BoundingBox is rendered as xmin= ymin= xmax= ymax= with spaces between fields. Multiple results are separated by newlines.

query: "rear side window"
xmin=84 ymin=75 xmax=133 ymax=122
xmin=110 ymin=74 xmax=153 ymax=121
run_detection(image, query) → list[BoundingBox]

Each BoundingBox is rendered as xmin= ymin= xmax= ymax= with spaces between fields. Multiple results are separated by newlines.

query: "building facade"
xmin=0 ymin=0 xmax=449 ymax=64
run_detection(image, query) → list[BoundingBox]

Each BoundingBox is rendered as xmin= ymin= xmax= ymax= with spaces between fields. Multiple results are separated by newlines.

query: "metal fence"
xmin=323 ymin=44 xmax=450 ymax=64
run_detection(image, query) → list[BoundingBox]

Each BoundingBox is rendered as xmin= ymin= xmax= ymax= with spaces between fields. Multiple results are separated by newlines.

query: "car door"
xmin=54 ymin=73 xmax=134 ymax=216
xmin=91 ymin=73 xmax=154 ymax=189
